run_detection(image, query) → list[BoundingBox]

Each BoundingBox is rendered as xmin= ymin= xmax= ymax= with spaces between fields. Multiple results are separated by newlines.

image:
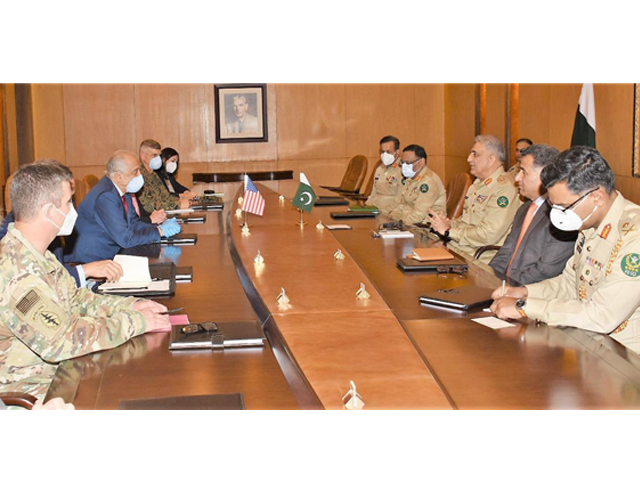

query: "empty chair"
xmin=344 ymin=159 xmax=380 ymax=203
xmin=83 ymin=174 xmax=99 ymax=190
xmin=3 ymin=174 xmax=12 ymax=215
xmin=320 ymin=155 xmax=368 ymax=194
xmin=74 ymin=174 xmax=100 ymax=205
xmin=445 ymin=172 xmax=472 ymax=219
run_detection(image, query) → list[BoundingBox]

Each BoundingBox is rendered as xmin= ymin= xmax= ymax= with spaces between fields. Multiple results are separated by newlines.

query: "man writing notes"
xmin=366 ymin=135 xmax=402 ymax=213
xmin=491 ymin=146 xmax=640 ymax=355
xmin=0 ymin=163 xmax=169 ymax=399
xmin=387 ymin=144 xmax=446 ymax=224
xmin=65 ymin=150 xmax=181 ymax=264
xmin=430 ymin=135 xmax=521 ymax=261
xmin=489 ymin=144 xmax=577 ymax=285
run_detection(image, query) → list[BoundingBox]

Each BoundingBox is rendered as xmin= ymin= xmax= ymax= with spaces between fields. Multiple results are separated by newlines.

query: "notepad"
xmin=326 ymin=224 xmax=353 ymax=230
xmin=166 ymin=208 xmax=195 ymax=214
xmin=378 ymin=230 xmax=414 ymax=239
xmin=98 ymin=255 xmax=152 ymax=291
xmin=411 ymin=247 xmax=454 ymax=261
xmin=471 ymin=317 xmax=516 ymax=330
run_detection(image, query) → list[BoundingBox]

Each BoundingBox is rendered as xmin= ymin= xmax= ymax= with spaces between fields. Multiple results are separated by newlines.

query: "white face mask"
xmin=402 ymin=162 xmax=417 ymax=179
xmin=126 ymin=174 xmax=145 ymax=193
xmin=381 ymin=152 xmax=396 ymax=167
xmin=549 ymin=193 xmax=597 ymax=231
xmin=47 ymin=204 xmax=78 ymax=236
xmin=165 ymin=162 xmax=178 ymax=174
xmin=150 ymin=156 xmax=162 ymax=170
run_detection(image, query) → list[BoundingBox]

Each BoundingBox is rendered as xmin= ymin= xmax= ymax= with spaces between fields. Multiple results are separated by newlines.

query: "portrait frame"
xmin=214 ymin=84 xmax=268 ymax=143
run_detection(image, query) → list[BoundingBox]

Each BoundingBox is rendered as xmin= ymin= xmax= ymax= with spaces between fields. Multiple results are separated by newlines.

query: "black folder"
xmin=315 ymin=196 xmax=349 ymax=206
xmin=397 ymin=257 xmax=468 ymax=273
xmin=160 ymin=233 xmax=198 ymax=245
xmin=190 ymin=199 xmax=223 ymax=211
xmin=118 ymin=393 xmax=245 ymax=410
xmin=419 ymin=285 xmax=494 ymax=310
xmin=171 ymin=214 xmax=206 ymax=224
xmin=330 ymin=211 xmax=379 ymax=219
xmin=169 ymin=321 xmax=265 ymax=350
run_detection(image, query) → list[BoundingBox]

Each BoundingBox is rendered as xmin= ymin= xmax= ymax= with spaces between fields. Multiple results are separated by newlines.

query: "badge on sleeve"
xmin=621 ymin=253 xmax=640 ymax=277
xmin=14 ymin=289 xmax=63 ymax=337
xmin=420 ymin=183 xmax=429 ymax=194
xmin=497 ymin=196 xmax=509 ymax=208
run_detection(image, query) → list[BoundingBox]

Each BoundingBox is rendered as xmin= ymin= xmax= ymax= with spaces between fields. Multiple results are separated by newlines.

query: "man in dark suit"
xmin=65 ymin=150 xmax=181 ymax=264
xmin=489 ymin=144 xmax=577 ymax=285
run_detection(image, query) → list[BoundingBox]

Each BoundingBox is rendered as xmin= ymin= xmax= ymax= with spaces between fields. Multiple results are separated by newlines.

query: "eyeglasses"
xmin=401 ymin=158 xmax=423 ymax=165
xmin=547 ymin=187 xmax=598 ymax=212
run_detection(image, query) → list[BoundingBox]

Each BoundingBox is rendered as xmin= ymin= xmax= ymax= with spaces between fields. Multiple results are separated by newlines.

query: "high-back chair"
xmin=344 ymin=160 xmax=380 ymax=203
xmin=446 ymin=172 xmax=472 ymax=219
xmin=3 ymin=174 xmax=13 ymax=214
xmin=320 ymin=155 xmax=368 ymax=194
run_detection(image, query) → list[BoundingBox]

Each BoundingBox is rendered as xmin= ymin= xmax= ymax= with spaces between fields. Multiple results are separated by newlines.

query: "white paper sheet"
xmin=471 ymin=316 xmax=516 ymax=330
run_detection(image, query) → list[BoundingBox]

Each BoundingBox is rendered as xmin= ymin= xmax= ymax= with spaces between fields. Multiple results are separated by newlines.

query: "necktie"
xmin=121 ymin=195 xmax=128 ymax=215
xmin=506 ymin=202 xmax=538 ymax=275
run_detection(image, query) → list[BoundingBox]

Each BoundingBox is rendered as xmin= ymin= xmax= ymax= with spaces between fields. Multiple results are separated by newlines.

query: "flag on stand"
xmin=241 ymin=175 xmax=265 ymax=216
xmin=571 ymin=83 xmax=596 ymax=148
xmin=292 ymin=173 xmax=317 ymax=213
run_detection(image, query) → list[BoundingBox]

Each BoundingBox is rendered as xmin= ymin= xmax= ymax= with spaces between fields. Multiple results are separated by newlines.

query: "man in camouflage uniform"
xmin=492 ymin=147 xmax=640 ymax=355
xmin=137 ymin=139 xmax=188 ymax=214
xmin=430 ymin=135 xmax=521 ymax=261
xmin=387 ymin=144 xmax=446 ymax=224
xmin=0 ymin=163 xmax=170 ymax=400
xmin=366 ymin=135 xmax=402 ymax=213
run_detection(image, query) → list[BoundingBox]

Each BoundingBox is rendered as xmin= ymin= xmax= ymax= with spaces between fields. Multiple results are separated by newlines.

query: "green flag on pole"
xmin=571 ymin=83 xmax=596 ymax=148
xmin=292 ymin=172 xmax=316 ymax=212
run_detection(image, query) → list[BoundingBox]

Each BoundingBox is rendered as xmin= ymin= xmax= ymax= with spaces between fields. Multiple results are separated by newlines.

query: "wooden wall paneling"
xmin=507 ymin=84 xmax=520 ymax=168
xmin=63 ymin=84 xmax=137 ymax=168
xmin=2 ymin=84 xmax=19 ymax=176
xmin=519 ymin=83 xmax=551 ymax=146
xmin=276 ymin=84 xmax=347 ymax=161
xmin=345 ymin=83 xmax=415 ymax=159
xmin=594 ymin=83 xmax=633 ymax=176
xmin=0 ymin=85 xmax=5 ymax=189
xmin=548 ymin=83 xmax=582 ymax=151
xmin=444 ymin=84 xmax=476 ymax=183
xmin=485 ymin=83 xmax=507 ymax=143
xmin=134 ymin=84 xmax=209 ymax=163
xmin=14 ymin=84 xmax=34 ymax=166
xmin=415 ymin=84 xmax=446 ymax=181
xmin=31 ymin=84 xmax=65 ymax=162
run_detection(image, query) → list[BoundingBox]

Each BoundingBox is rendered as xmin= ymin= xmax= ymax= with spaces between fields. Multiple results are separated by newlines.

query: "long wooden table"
xmin=50 ymin=181 xmax=640 ymax=409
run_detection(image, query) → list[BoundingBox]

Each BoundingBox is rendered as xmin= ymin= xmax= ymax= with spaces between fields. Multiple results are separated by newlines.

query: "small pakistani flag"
xmin=571 ymin=83 xmax=596 ymax=148
xmin=292 ymin=172 xmax=317 ymax=212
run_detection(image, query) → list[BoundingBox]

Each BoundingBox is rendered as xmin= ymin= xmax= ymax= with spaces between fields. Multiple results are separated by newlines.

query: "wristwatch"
xmin=515 ymin=298 xmax=527 ymax=318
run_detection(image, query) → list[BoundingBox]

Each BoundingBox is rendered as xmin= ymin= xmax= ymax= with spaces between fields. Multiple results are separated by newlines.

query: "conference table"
xmin=48 ymin=180 xmax=640 ymax=409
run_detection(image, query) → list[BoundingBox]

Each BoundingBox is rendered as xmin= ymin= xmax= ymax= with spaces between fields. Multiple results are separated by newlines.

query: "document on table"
xmin=166 ymin=208 xmax=195 ymax=214
xmin=471 ymin=316 xmax=516 ymax=330
xmin=98 ymin=255 xmax=152 ymax=291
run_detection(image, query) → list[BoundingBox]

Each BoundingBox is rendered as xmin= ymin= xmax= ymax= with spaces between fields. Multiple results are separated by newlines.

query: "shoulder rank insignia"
xmin=621 ymin=253 xmax=640 ymax=278
xmin=622 ymin=222 xmax=636 ymax=236
xmin=484 ymin=178 xmax=493 ymax=186
xmin=600 ymin=223 xmax=612 ymax=239
xmin=497 ymin=196 xmax=509 ymax=208
xmin=420 ymin=184 xmax=429 ymax=194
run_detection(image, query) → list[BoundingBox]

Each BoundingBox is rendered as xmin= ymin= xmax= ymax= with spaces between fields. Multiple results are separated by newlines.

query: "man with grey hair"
xmin=489 ymin=144 xmax=577 ymax=285
xmin=0 ymin=162 xmax=170 ymax=400
xmin=1 ymin=159 xmax=123 ymax=286
xmin=430 ymin=134 xmax=521 ymax=261
xmin=65 ymin=150 xmax=181 ymax=264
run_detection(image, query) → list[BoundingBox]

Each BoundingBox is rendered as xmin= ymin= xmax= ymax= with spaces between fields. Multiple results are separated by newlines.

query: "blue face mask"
xmin=126 ymin=174 xmax=144 ymax=193
xmin=149 ymin=156 xmax=162 ymax=170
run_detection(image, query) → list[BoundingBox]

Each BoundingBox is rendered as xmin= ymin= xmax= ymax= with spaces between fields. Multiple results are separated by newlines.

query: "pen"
xmin=501 ymin=280 xmax=506 ymax=296
xmin=160 ymin=308 xmax=184 ymax=315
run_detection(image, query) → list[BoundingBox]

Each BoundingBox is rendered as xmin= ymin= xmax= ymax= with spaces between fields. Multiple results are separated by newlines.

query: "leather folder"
xmin=169 ymin=321 xmax=265 ymax=350
xmin=118 ymin=393 xmax=245 ymax=410
xmin=160 ymin=233 xmax=198 ymax=245
xmin=330 ymin=211 xmax=379 ymax=219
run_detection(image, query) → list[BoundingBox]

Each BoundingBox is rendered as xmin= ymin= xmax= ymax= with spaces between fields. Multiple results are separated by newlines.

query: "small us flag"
xmin=242 ymin=175 xmax=265 ymax=216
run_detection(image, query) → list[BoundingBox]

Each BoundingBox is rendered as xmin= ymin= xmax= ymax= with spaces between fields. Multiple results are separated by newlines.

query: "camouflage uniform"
xmin=524 ymin=193 xmax=640 ymax=354
xmin=449 ymin=166 xmax=521 ymax=261
xmin=137 ymin=161 xmax=179 ymax=213
xmin=366 ymin=162 xmax=402 ymax=213
xmin=0 ymin=225 xmax=147 ymax=399
xmin=387 ymin=165 xmax=447 ymax=225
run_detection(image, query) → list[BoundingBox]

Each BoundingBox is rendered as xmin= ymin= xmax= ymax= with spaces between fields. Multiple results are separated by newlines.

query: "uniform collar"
xmin=7 ymin=224 xmax=58 ymax=269
xmin=475 ymin=166 xmax=505 ymax=190
xmin=593 ymin=191 xmax=625 ymax=240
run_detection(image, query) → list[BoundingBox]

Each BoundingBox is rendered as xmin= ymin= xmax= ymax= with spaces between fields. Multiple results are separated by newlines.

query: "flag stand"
xmin=296 ymin=209 xmax=306 ymax=227
xmin=240 ymin=210 xmax=251 ymax=228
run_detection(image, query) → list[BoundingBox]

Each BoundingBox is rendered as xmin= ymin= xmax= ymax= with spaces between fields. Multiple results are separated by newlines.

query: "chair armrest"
xmin=474 ymin=245 xmax=501 ymax=260
xmin=1 ymin=392 xmax=38 ymax=410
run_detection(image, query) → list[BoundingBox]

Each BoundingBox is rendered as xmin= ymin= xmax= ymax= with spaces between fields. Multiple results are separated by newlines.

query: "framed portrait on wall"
xmin=214 ymin=84 xmax=268 ymax=143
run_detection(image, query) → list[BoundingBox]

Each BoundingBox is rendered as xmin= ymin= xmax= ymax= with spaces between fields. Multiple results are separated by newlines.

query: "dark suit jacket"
xmin=1 ymin=212 xmax=82 ymax=286
xmin=64 ymin=176 xmax=161 ymax=263
xmin=489 ymin=200 xmax=577 ymax=286
xmin=154 ymin=169 xmax=189 ymax=195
